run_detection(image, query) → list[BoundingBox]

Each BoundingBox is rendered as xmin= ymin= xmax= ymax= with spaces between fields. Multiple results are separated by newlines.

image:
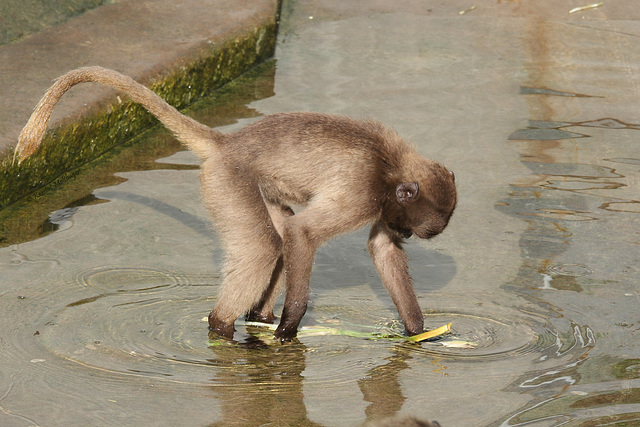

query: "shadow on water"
xmin=313 ymin=228 xmax=457 ymax=296
xmin=95 ymin=191 xmax=212 ymax=238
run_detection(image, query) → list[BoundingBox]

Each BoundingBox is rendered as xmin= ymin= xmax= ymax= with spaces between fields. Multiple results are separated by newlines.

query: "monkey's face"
xmin=388 ymin=164 xmax=457 ymax=240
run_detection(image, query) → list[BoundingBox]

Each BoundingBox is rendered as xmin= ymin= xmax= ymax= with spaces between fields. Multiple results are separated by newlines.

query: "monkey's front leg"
xmin=368 ymin=221 xmax=424 ymax=335
xmin=274 ymin=224 xmax=316 ymax=342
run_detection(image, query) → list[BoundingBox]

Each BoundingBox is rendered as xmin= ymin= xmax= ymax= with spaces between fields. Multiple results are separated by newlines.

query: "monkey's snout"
xmin=399 ymin=230 xmax=413 ymax=239
xmin=414 ymin=220 xmax=449 ymax=239
xmin=388 ymin=224 xmax=413 ymax=239
xmin=414 ymin=229 xmax=438 ymax=240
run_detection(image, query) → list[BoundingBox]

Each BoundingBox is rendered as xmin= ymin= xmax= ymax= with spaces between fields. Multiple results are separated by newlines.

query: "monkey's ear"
xmin=396 ymin=182 xmax=419 ymax=205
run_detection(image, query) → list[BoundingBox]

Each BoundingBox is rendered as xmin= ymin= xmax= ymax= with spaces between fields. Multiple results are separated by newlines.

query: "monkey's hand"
xmin=274 ymin=325 xmax=298 ymax=343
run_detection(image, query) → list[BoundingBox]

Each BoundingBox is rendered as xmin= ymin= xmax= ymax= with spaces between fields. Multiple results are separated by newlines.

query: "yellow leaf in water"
xmin=406 ymin=323 xmax=452 ymax=342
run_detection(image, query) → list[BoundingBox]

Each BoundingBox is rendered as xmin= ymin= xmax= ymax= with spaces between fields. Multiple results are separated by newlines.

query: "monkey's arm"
xmin=274 ymin=199 xmax=369 ymax=342
xmin=368 ymin=221 xmax=424 ymax=335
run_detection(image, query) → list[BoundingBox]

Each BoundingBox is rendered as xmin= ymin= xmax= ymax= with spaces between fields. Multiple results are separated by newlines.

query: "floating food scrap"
xmin=459 ymin=6 xmax=477 ymax=15
xmin=438 ymin=340 xmax=478 ymax=349
xmin=569 ymin=2 xmax=603 ymax=14
xmin=406 ymin=323 xmax=452 ymax=342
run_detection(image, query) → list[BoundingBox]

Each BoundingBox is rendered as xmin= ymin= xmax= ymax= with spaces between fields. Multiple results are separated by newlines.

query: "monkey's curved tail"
xmin=14 ymin=66 xmax=220 ymax=164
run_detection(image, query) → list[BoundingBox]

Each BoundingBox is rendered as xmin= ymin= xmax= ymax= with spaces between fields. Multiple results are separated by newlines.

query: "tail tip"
xmin=13 ymin=134 xmax=38 ymax=165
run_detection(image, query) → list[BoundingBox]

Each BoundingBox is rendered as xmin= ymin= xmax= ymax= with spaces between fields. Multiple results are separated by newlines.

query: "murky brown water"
xmin=2 ymin=1 xmax=640 ymax=426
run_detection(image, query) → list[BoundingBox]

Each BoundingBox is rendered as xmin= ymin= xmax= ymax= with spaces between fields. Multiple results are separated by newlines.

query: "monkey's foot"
xmin=405 ymin=327 xmax=424 ymax=336
xmin=245 ymin=310 xmax=275 ymax=324
xmin=273 ymin=325 xmax=298 ymax=343
xmin=208 ymin=311 xmax=235 ymax=339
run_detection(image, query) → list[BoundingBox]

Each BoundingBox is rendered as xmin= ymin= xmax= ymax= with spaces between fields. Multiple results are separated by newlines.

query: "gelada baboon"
xmin=15 ymin=67 xmax=457 ymax=342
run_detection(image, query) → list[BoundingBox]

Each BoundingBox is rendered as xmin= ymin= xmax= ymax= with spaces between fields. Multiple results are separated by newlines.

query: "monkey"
xmin=14 ymin=66 xmax=457 ymax=342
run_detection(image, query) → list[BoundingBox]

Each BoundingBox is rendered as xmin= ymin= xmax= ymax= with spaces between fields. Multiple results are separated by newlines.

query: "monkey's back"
xmin=219 ymin=112 xmax=411 ymax=209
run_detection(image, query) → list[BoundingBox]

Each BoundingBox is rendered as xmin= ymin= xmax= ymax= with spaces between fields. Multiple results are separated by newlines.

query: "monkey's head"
xmin=385 ymin=162 xmax=457 ymax=240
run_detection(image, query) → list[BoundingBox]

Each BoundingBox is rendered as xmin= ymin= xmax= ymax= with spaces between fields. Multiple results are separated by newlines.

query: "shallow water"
xmin=2 ymin=1 xmax=640 ymax=426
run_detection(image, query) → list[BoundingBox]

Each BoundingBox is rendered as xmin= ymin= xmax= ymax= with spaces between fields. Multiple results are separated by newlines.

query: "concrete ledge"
xmin=0 ymin=0 xmax=280 ymax=209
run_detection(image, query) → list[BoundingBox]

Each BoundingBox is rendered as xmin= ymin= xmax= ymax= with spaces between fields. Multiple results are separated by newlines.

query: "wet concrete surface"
xmin=0 ymin=0 xmax=108 ymax=45
xmin=2 ymin=0 xmax=640 ymax=426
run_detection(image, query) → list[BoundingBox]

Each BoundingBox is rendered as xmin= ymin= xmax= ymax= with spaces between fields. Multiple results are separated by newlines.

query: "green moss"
xmin=571 ymin=388 xmax=640 ymax=408
xmin=612 ymin=359 xmax=640 ymax=380
xmin=0 ymin=19 xmax=278 ymax=211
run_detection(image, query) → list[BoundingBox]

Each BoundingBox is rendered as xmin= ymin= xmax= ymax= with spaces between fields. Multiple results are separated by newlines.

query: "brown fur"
xmin=15 ymin=67 xmax=457 ymax=341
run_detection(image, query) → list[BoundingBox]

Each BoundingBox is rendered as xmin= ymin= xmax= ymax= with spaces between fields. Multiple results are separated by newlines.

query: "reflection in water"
xmin=358 ymin=345 xmax=412 ymax=420
xmin=503 ymin=355 xmax=640 ymax=426
xmin=207 ymin=332 xmax=443 ymax=426
xmin=207 ymin=332 xmax=445 ymax=426
xmin=600 ymin=200 xmax=640 ymax=213
xmin=497 ymin=72 xmax=640 ymax=423
xmin=508 ymin=118 xmax=640 ymax=141
xmin=519 ymin=86 xmax=601 ymax=98
xmin=501 ymin=324 xmax=596 ymax=426
xmin=499 ymin=18 xmax=640 ymax=418
xmin=36 ymin=259 xmax=549 ymax=426
xmin=207 ymin=336 xmax=320 ymax=427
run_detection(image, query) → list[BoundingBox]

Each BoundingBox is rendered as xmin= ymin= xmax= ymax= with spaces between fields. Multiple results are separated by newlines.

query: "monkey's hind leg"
xmin=273 ymin=198 xmax=368 ymax=342
xmin=208 ymin=222 xmax=283 ymax=338
xmin=246 ymin=256 xmax=284 ymax=324
xmin=246 ymin=203 xmax=294 ymax=324
xmin=202 ymin=168 xmax=283 ymax=339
